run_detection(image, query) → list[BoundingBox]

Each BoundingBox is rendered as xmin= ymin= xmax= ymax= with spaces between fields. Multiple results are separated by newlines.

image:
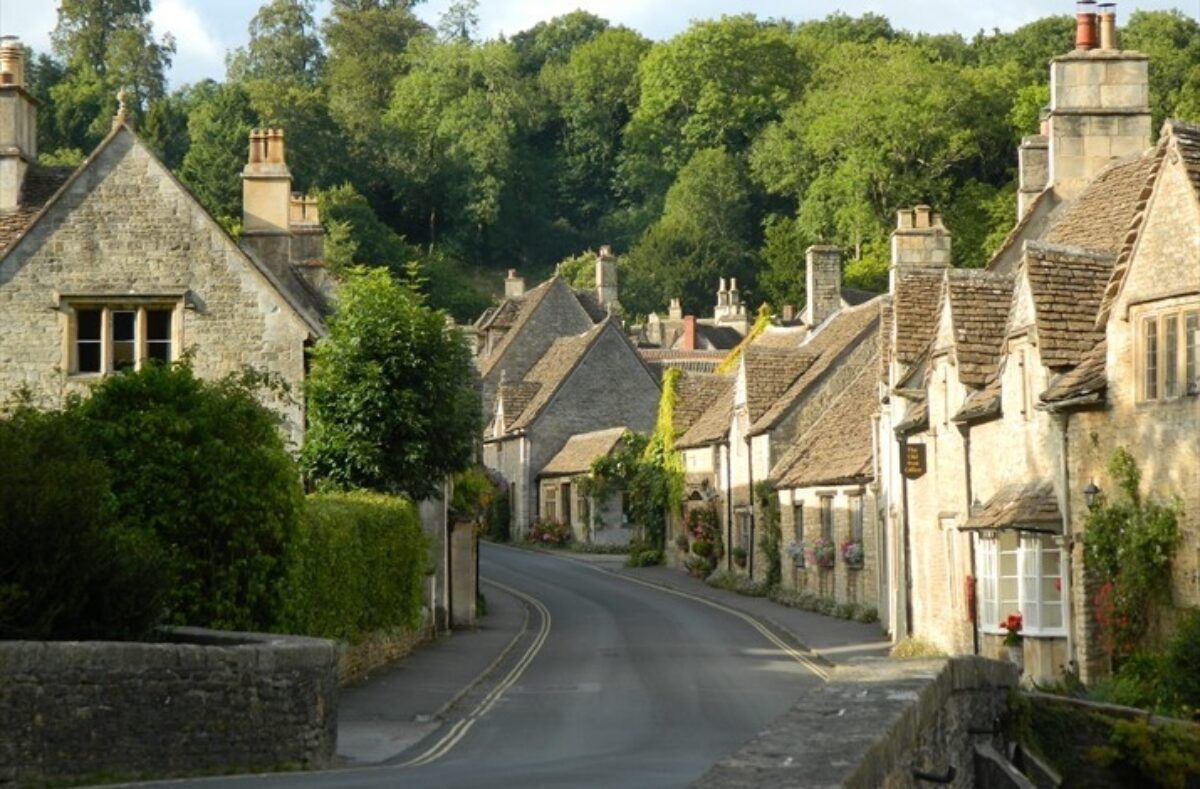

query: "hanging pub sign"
xmin=903 ymin=443 xmax=927 ymax=480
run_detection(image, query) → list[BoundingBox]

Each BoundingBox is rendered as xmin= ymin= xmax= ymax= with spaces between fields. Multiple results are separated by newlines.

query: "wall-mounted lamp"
xmin=1083 ymin=480 xmax=1102 ymax=509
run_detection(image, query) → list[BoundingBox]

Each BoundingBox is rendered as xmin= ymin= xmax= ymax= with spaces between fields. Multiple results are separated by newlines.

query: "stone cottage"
xmin=536 ymin=426 xmax=631 ymax=545
xmin=482 ymin=318 xmax=661 ymax=537
xmin=0 ymin=41 xmax=326 ymax=444
xmin=879 ymin=7 xmax=1199 ymax=684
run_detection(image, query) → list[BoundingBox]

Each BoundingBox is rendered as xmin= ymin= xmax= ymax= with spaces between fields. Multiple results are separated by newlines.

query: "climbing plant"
xmin=754 ymin=479 xmax=782 ymax=588
xmin=1084 ymin=448 xmax=1181 ymax=663
xmin=715 ymin=303 xmax=773 ymax=374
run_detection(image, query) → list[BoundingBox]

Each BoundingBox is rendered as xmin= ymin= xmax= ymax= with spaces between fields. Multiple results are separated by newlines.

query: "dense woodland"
xmin=28 ymin=0 xmax=1200 ymax=320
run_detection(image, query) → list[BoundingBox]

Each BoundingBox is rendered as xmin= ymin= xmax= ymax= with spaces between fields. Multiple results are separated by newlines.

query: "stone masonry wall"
xmin=0 ymin=131 xmax=311 ymax=445
xmin=696 ymin=656 xmax=1020 ymax=789
xmin=0 ymin=627 xmax=339 ymax=784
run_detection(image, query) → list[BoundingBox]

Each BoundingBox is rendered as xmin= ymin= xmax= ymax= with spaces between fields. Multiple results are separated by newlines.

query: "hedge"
xmin=277 ymin=492 xmax=428 ymax=643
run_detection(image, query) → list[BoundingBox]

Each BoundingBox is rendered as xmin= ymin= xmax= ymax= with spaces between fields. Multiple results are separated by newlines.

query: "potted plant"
xmin=812 ymin=536 xmax=836 ymax=569
xmin=1001 ymin=611 xmax=1024 ymax=672
xmin=786 ymin=540 xmax=805 ymax=568
xmin=841 ymin=539 xmax=864 ymax=569
xmin=675 ymin=533 xmax=689 ymax=552
xmin=732 ymin=546 xmax=748 ymax=568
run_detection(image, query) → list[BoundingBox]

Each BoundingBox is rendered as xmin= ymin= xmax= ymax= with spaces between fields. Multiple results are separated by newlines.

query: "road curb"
xmin=430 ymin=581 xmax=531 ymax=721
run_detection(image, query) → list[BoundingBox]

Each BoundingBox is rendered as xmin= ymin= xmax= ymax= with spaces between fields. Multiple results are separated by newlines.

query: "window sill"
xmin=980 ymin=629 xmax=1066 ymax=639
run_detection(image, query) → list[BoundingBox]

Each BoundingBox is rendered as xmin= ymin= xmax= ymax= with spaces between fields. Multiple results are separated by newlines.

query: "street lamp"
xmin=1083 ymin=480 xmax=1102 ymax=509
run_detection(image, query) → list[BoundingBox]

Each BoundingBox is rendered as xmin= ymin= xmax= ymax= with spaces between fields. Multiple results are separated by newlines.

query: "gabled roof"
xmin=1042 ymin=150 xmax=1158 ymax=256
xmin=676 ymin=377 xmax=735 ymax=450
xmin=0 ymin=124 xmax=326 ymax=336
xmin=1023 ymin=242 xmax=1114 ymax=369
xmin=693 ymin=323 xmax=744 ymax=350
xmin=496 ymin=380 xmax=542 ymax=428
xmin=1039 ymin=340 xmax=1107 ymax=409
xmin=672 ymin=372 xmax=731 ymax=435
xmin=772 ymin=359 xmax=877 ymax=489
xmin=943 ymin=271 xmax=1014 ymax=388
xmin=985 ymin=188 xmax=1058 ymax=273
xmin=1097 ymin=119 xmax=1200 ymax=326
xmin=962 ymin=481 xmax=1061 ymax=534
xmin=573 ymin=289 xmax=609 ymax=322
xmin=0 ymin=166 xmax=73 ymax=253
xmin=538 ymin=427 xmax=627 ymax=478
xmin=893 ymin=267 xmax=945 ymax=365
xmin=742 ymin=346 xmax=817 ymax=424
xmin=505 ymin=319 xmax=654 ymax=433
xmin=750 ymin=299 xmax=881 ymax=436
xmin=477 ymin=278 xmax=561 ymax=376
xmin=953 ymin=377 xmax=1002 ymax=424
xmin=878 ymin=295 xmax=894 ymax=388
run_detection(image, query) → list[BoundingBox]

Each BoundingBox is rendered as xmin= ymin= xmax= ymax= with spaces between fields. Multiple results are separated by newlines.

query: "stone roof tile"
xmin=539 ymin=427 xmax=627 ymax=478
xmin=743 ymin=346 xmax=818 ymax=424
xmin=963 ymin=481 xmax=1061 ymax=533
xmin=673 ymin=372 xmax=730 ymax=435
xmin=1043 ymin=151 xmax=1158 ymax=255
xmin=893 ymin=268 xmax=945 ymax=364
xmin=677 ymin=378 xmax=735 ymax=449
xmin=1024 ymin=243 xmax=1114 ymax=369
xmin=945 ymin=271 xmax=1014 ymax=389
xmin=0 ymin=166 xmax=74 ymax=253
xmin=1040 ymin=340 xmax=1107 ymax=407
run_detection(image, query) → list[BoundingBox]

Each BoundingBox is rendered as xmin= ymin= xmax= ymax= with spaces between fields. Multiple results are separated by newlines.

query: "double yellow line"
xmin=400 ymin=579 xmax=553 ymax=768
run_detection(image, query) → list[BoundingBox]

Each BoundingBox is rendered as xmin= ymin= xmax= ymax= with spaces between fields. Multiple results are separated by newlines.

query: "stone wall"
xmin=696 ymin=656 xmax=1020 ymax=788
xmin=0 ymin=627 xmax=339 ymax=784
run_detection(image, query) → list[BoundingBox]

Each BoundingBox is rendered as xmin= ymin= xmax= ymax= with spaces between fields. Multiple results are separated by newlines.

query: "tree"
xmin=178 ymin=81 xmax=257 ymax=229
xmin=622 ymin=147 xmax=758 ymax=317
xmin=303 ymin=267 xmax=481 ymax=498
xmin=50 ymin=0 xmax=175 ymax=148
xmin=226 ymin=0 xmax=325 ymax=86
xmin=511 ymin=10 xmax=610 ymax=75
xmin=438 ymin=0 xmax=480 ymax=42
xmin=1123 ymin=10 xmax=1200 ymax=128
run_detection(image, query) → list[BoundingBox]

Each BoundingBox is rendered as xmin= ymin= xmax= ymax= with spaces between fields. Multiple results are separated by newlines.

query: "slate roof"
xmin=676 ymin=377 xmax=735 ymax=449
xmin=878 ymin=295 xmax=894 ymax=388
xmin=743 ymin=346 xmax=818 ymax=424
xmin=672 ymin=372 xmax=731 ymax=435
xmin=893 ymin=267 xmax=946 ymax=365
xmin=1042 ymin=151 xmax=1158 ymax=255
xmin=772 ymin=359 xmax=877 ymax=489
xmin=1176 ymin=119 xmax=1200 ymax=201
xmin=573 ymin=289 xmax=609 ymax=322
xmin=477 ymin=279 xmax=560 ymax=377
xmin=751 ymin=326 xmax=808 ymax=349
xmin=1039 ymin=340 xmax=1107 ymax=408
xmin=538 ymin=427 xmax=627 ymax=478
xmin=841 ymin=287 xmax=880 ymax=307
xmin=0 ymin=165 xmax=73 ymax=253
xmin=496 ymin=380 xmax=542 ymax=428
xmin=1024 ymin=242 xmax=1115 ymax=369
xmin=944 ymin=271 xmax=1014 ymax=388
xmin=750 ymin=300 xmax=882 ymax=436
xmin=953 ymin=377 xmax=1002 ymax=424
xmin=962 ymin=481 xmax=1062 ymax=534
xmin=693 ymin=323 xmax=744 ymax=350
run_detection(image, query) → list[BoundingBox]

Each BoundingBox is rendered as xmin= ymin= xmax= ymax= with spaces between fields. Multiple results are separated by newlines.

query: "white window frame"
xmin=66 ymin=300 xmax=181 ymax=376
xmin=977 ymin=531 xmax=1065 ymax=637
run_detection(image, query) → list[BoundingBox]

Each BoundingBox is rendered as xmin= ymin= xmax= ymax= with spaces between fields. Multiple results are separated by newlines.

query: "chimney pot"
xmin=915 ymin=205 xmax=932 ymax=229
xmin=0 ymin=36 xmax=25 ymax=88
xmin=1098 ymin=3 xmax=1117 ymax=50
xmin=1075 ymin=0 xmax=1099 ymax=50
xmin=897 ymin=209 xmax=915 ymax=230
xmin=782 ymin=304 xmax=795 ymax=322
xmin=682 ymin=315 xmax=697 ymax=351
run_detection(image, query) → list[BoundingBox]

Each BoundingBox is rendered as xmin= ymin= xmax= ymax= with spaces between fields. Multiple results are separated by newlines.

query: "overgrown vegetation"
xmin=754 ymin=480 xmax=782 ymax=588
xmin=769 ymin=587 xmax=880 ymax=624
xmin=30 ymin=4 xmax=1200 ymax=319
xmin=277 ymin=492 xmax=427 ymax=642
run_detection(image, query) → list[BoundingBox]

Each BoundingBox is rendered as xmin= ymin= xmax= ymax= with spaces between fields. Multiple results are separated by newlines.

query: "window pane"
xmin=1144 ymin=317 xmax=1158 ymax=400
xmin=77 ymin=341 xmax=101 ymax=373
xmin=77 ymin=309 xmax=101 ymax=340
xmin=112 ymin=311 xmax=135 ymax=342
xmin=793 ymin=506 xmax=804 ymax=542
xmin=851 ymin=497 xmax=864 ymax=541
xmin=147 ymin=309 xmax=172 ymax=340
xmin=1164 ymin=316 xmax=1178 ymax=397
xmin=1186 ymin=312 xmax=1198 ymax=394
xmin=1043 ymin=548 xmax=1061 ymax=578
xmin=999 ymin=551 xmax=1018 ymax=578
xmin=821 ymin=498 xmax=832 ymax=540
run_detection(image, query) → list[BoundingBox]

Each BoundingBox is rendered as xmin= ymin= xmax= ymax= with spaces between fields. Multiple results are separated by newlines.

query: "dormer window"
xmin=1139 ymin=308 xmax=1199 ymax=401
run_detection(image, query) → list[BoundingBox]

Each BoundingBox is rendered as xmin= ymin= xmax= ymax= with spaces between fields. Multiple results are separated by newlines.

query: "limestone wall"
xmin=0 ymin=628 xmax=339 ymax=784
xmin=696 ymin=656 xmax=1020 ymax=788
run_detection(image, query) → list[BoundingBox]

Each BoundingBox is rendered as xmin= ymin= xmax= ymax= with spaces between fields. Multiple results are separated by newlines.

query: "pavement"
xmin=336 ymin=577 xmax=529 ymax=765
xmin=333 ymin=545 xmax=889 ymax=769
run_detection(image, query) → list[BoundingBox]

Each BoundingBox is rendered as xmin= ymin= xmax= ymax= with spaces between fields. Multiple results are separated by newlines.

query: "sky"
xmin=0 ymin=0 xmax=1195 ymax=88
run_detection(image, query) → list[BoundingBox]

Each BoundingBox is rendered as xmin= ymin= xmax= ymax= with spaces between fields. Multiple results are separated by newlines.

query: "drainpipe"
xmin=898 ymin=435 xmax=914 ymax=638
xmin=746 ymin=434 xmax=755 ymax=580
xmin=724 ymin=439 xmax=734 ymax=572
xmin=1055 ymin=412 xmax=1077 ymax=673
xmin=960 ymin=425 xmax=980 ymax=656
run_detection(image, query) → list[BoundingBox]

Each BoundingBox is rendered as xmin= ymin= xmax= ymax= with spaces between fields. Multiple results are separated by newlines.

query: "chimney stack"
xmin=805 ymin=246 xmax=843 ymax=328
xmin=0 ymin=37 xmax=35 ymax=213
xmin=890 ymin=207 xmax=952 ymax=290
xmin=596 ymin=245 xmax=619 ymax=312
xmin=782 ymin=304 xmax=795 ymax=323
xmin=682 ymin=315 xmax=697 ymax=351
xmin=240 ymin=128 xmax=325 ymax=280
xmin=668 ymin=297 xmax=683 ymax=321
xmin=1049 ymin=1 xmax=1149 ymax=200
xmin=505 ymin=269 xmax=526 ymax=299
xmin=1018 ymin=130 xmax=1050 ymax=219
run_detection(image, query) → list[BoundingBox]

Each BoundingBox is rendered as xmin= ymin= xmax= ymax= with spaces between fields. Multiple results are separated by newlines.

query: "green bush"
xmin=71 ymin=364 xmax=302 ymax=631
xmin=277 ymin=492 xmax=428 ymax=642
xmin=0 ymin=407 xmax=166 ymax=640
xmin=626 ymin=537 xmax=664 ymax=567
xmin=1162 ymin=608 xmax=1200 ymax=717
xmin=706 ymin=570 xmax=770 ymax=597
xmin=485 ymin=489 xmax=512 ymax=542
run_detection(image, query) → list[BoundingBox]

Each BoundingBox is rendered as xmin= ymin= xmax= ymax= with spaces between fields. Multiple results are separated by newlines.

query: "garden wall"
xmin=0 ymin=627 xmax=339 ymax=784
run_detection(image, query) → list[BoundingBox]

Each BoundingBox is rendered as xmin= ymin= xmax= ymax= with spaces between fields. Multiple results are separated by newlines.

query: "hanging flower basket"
xmin=786 ymin=540 xmax=806 ymax=568
xmin=841 ymin=539 xmax=864 ymax=569
xmin=812 ymin=537 xmax=836 ymax=569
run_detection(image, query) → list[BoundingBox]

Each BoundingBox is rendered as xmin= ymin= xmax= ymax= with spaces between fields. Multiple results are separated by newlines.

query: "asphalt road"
xmin=152 ymin=544 xmax=821 ymax=788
